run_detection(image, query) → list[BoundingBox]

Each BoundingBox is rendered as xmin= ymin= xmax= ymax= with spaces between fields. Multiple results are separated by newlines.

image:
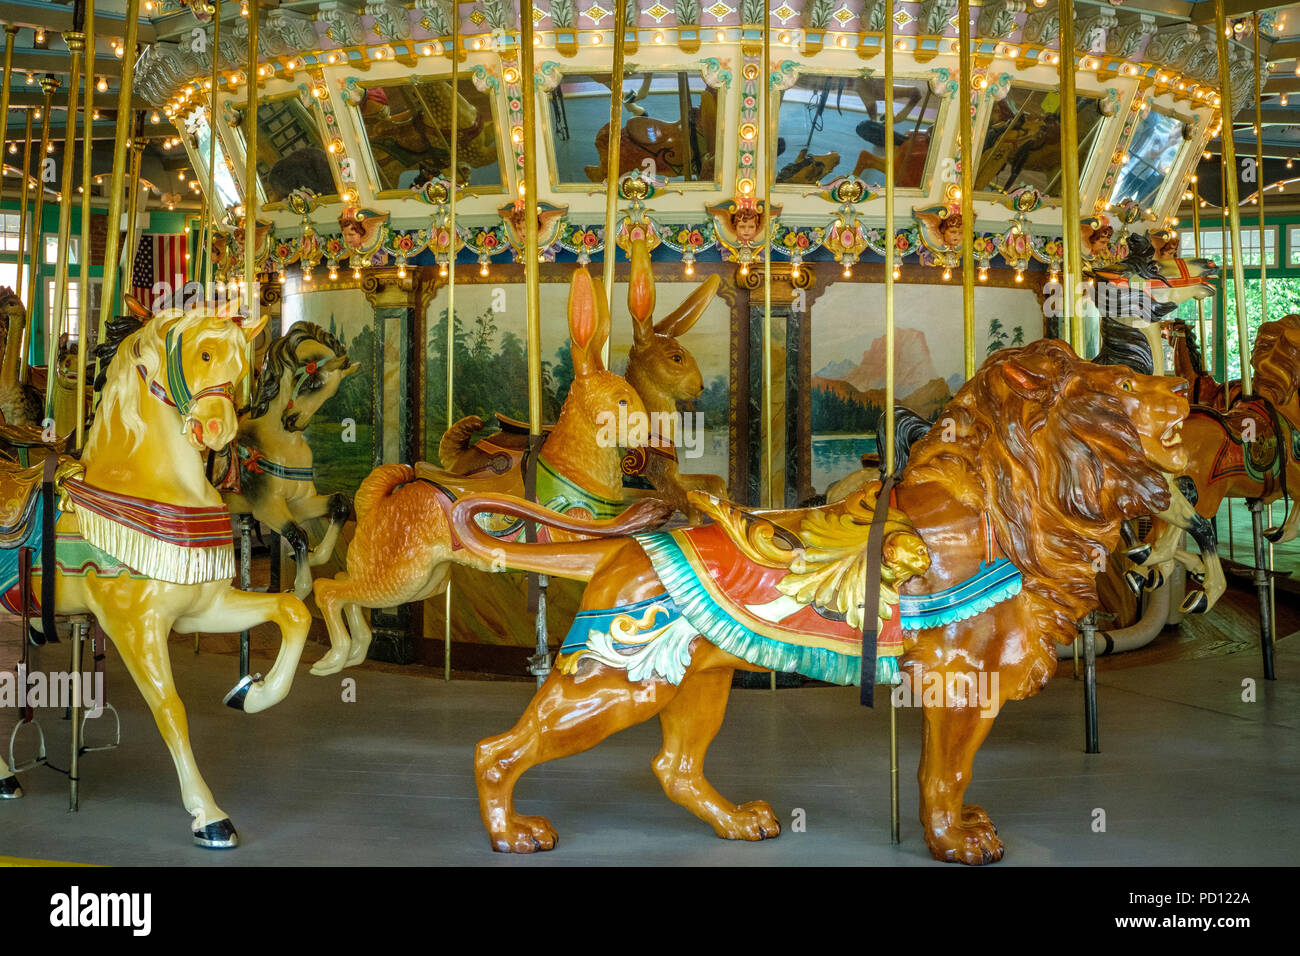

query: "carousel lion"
xmin=450 ymin=339 xmax=1188 ymax=863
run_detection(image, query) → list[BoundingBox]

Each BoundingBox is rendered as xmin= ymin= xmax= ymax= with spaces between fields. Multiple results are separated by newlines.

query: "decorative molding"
xmin=1075 ymin=7 xmax=1118 ymax=54
xmin=1020 ymin=7 xmax=1059 ymax=47
xmin=976 ymin=0 xmax=1024 ymax=41
xmin=919 ymin=0 xmax=959 ymax=36
xmin=367 ymin=0 xmax=413 ymax=41
xmin=1144 ymin=23 xmax=1202 ymax=74
xmin=317 ymin=1 xmax=366 ymax=47
xmin=1105 ymin=12 xmax=1157 ymax=60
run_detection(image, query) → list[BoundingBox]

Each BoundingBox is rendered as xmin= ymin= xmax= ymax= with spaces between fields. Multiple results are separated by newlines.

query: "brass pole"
xmin=1253 ymin=14 xmax=1266 ymax=326
xmin=0 ymin=26 xmax=18 ymax=168
xmin=445 ymin=11 xmax=459 ymax=682
xmin=677 ymin=72 xmax=695 ymax=182
xmin=94 ymin=0 xmax=141 ymax=343
xmin=884 ymin=1 xmax=900 ymax=847
xmin=521 ymin=15 xmax=541 ymax=434
xmin=76 ymin=1 xmax=97 ymax=448
xmin=1059 ymin=0 xmax=1084 ymax=354
xmin=602 ymin=0 xmax=628 ymax=319
xmin=15 ymin=109 xmax=32 ymax=382
xmin=203 ymin=0 xmax=221 ymax=298
xmin=49 ymin=29 xmax=86 ymax=418
xmin=959 ymin=1 xmax=975 ymax=377
xmin=244 ymin=0 xmax=259 ymax=400
xmin=27 ymin=76 xmax=58 ymax=350
xmin=121 ymin=128 xmax=144 ymax=303
xmin=761 ymin=11 xmax=772 ymax=510
xmin=1216 ymin=0 xmax=1251 ymax=397
xmin=1191 ymin=178 xmax=1206 ymax=363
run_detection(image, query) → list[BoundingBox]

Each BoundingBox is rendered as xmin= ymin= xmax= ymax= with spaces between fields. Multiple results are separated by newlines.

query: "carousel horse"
xmin=1169 ymin=314 xmax=1300 ymax=546
xmin=212 ymin=321 xmax=357 ymax=598
xmin=583 ymin=90 xmax=717 ymax=183
xmin=853 ymin=120 xmax=930 ymax=188
xmin=0 ymin=304 xmax=313 ymax=848
xmin=452 ymin=339 xmax=1188 ymax=861
xmin=777 ymin=148 xmax=841 ymax=184
xmin=440 ymin=238 xmax=727 ymax=523
xmin=359 ymin=81 xmax=496 ymax=186
xmin=309 ymin=265 xmax=652 ymax=675
xmin=1167 ymin=317 xmax=1235 ymax=409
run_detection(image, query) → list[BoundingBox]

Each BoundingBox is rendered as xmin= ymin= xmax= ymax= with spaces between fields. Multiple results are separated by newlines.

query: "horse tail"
xmin=449 ymin=493 xmax=673 ymax=582
xmin=354 ymin=463 xmax=414 ymax=523
xmin=439 ymin=415 xmax=483 ymax=469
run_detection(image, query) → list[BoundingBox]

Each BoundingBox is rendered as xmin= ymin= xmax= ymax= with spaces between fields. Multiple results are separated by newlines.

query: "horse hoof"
xmin=1188 ymin=572 xmax=1205 ymax=585
xmin=1123 ymin=570 xmax=1146 ymax=596
xmin=1146 ymin=568 xmax=1164 ymax=591
xmin=1263 ymin=526 xmax=1285 ymax=544
xmin=1180 ymin=591 xmax=1209 ymax=615
xmin=222 ymin=674 xmax=261 ymax=712
xmin=1124 ymin=544 xmax=1153 ymax=565
xmin=0 ymin=775 xmax=23 ymax=799
xmin=193 ymin=818 xmax=239 ymax=849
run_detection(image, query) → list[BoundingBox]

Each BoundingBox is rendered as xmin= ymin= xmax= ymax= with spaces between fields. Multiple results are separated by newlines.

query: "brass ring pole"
xmin=244 ymin=0 xmax=259 ymax=344
xmin=0 ymin=26 xmax=19 ymax=165
xmin=959 ymin=1 xmax=975 ymax=378
xmin=884 ymin=1 xmax=899 ymax=847
xmin=521 ymin=20 xmax=541 ymax=434
xmin=204 ymin=0 xmax=221 ymax=299
xmin=445 ymin=10 xmax=459 ymax=682
xmin=76 ymin=2 xmax=97 ymax=449
xmin=1191 ymin=178 xmax=1206 ymax=361
xmin=93 ymin=0 xmax=141 ymax=344
xmin=762 ymin=8 xmax=772 ymax=510
xmin=27 ymin=77 xmax=58 ymax=337
xmin=1058 ymin=0 xmax=1084 ymax=354
xmin=122 ymin=125 xmax=144 ymax=297
xmin=15 ymin=109 xmax=32 ymax=382
xmin=1253 ymin=14 xmax=1266 ymax=327
xmin=49 ymin=30 xmax=87 ymax=418
xmin=602 ymin=0 xmax=628 ymax=322
xmin=1216 ymin=0 xmax=1250 ymax=398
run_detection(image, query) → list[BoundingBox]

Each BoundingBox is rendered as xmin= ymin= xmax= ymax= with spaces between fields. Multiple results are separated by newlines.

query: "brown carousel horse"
xmin=583 ymin=87 xmax=717 ymax=182
xmin=440 ymin=237 xmax=727 ymax=522
xmin=1167 ymin=317 xmax=1236 ymax=410
xmin=212 ymin=321 xmax=357 ymax=598
xmin=452 ymin=339 xmax=1188 ymax=862
xmin=310 ymin=265 xmax=650 ymax=674
xmin=853 ymin=120 xmax=930 ymax=188
xmin=0 ymin=304 xmax=313 ymax=847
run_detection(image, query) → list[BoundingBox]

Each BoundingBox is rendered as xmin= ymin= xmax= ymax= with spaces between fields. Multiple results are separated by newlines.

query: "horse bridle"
xmin=136 ymin=327 xmax=236 ymax=428
xmin=282 ymin=353 xmax=349 ymax=431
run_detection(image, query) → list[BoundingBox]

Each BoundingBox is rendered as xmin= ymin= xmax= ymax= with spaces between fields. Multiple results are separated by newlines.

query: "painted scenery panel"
xmin=808 ymin=282 xmax=1045 ymax=492
xmin=356 ymin=78 xmax=503 ymax=192
xmin=250 ymin=95 xmax=336 ymax=204
xmin=279 ymin=286 xmax=375 ymax=495
xmin=976 ymin=88 xmax=1105 ymax=197
xmin=547 ymin=72 xmax=719 ymax=184
xmin=776 ymin=75 xmax=939 ymax=188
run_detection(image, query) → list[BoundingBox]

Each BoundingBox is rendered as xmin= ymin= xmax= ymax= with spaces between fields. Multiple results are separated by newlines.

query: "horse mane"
xmin=1113 ymin=232 xmax=1162 ymax=280
xmin=92 ymin=315 xmax=146 ymax=394
xmin=248 ymin=321 xmax=347 ymax=420
xmin=1167 ymin=318 xmax=1206 ymax=377
xmin=902 ymin=340 xmax=1171 ymax=656
xmin=1094 ymin=316 xmax=1155 ymax=375
xmin=875 ymin=405 xmax=936 ymax=478
xmin=1251 ymin=314 xmax=1300 ymax=400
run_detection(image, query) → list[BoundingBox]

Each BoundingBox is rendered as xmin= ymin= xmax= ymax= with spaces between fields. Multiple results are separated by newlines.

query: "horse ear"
xmin=628 ymin=238 xmax=655 ymax=345
xmin=124 ymin=295 xmax=152 ymax=321
xmin=568 ymin=266 xmax=600 ymax=377
xmin=656 ymin=273 xmax=719 ymax=337
xmin=236 ymin=308 xmax=270 ymax=343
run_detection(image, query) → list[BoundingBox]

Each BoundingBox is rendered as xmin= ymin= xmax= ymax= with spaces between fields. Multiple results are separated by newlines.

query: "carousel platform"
xmin=0 ymin=611 xmax=1296 ymax=867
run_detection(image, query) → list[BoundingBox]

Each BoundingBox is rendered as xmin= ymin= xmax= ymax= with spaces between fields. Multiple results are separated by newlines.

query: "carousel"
xmin=0 ymin=0 xmax=1295 ymax=868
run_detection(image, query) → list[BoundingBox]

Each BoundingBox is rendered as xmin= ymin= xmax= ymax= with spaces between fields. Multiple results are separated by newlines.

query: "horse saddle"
xmin=0 ymin=459 xmax=48 ymax=546
xmin=0 ymin=420 xmax=71 ymax=452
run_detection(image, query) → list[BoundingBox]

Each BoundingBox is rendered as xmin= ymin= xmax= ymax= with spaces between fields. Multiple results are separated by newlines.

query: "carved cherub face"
xmin=732 ymin=209 xmax=762 ymax=245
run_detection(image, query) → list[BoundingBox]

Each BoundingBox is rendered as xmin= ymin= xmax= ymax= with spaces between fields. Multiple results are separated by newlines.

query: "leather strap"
xmin=859 ymin=474 xmax=896 ymax=706
xmin=38 ymin=453 xmax=57 ymax=649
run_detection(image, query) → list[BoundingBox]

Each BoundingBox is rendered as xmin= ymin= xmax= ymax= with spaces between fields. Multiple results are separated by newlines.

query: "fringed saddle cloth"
xmin=0 ymin=460 xmax=236 ymax=612
xmin=557 ymin=488 xmax=1023 ymax=688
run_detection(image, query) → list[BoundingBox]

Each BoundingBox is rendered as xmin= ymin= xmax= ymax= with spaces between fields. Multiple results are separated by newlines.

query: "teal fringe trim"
xmin=899 ymin=574 xmax=1023 ymax=631
xmin=636 ymin=531 xmax=865 ymax=687
xmin=876 ymin=656 xmax=901 ymax=686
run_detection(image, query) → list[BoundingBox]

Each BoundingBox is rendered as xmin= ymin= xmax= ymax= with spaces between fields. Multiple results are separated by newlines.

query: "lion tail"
xmin=439 ymin=415 xmax=484 ymax=469
xmin=354 ymin=463 xmax=414 ymax=523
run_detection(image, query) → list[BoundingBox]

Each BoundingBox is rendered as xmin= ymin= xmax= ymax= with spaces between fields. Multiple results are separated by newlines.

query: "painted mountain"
xmin=812 ymin=327 xmax=954 ymax=430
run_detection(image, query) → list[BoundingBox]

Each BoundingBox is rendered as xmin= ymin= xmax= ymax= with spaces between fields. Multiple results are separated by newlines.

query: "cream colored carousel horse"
xmin=0 ymin=304 xmax=313 ymax=848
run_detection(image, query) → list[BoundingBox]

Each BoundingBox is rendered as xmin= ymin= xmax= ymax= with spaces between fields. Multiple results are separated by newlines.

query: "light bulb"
xmin=96 ymin=76 xmax=107 ymax=93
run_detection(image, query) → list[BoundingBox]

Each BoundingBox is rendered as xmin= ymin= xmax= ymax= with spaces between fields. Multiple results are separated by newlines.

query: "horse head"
xmin=1093 ymin=231 xmax=1219 ymax=307
xmin=250 ymin=321 xmax=357 ymax=433
xmin=624 ymin=236 xmax=719 ymax=422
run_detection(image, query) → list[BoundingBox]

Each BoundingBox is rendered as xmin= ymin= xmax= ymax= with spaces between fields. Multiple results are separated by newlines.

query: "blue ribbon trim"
xmin=898 ymin=557 xmax=1023 ymax=631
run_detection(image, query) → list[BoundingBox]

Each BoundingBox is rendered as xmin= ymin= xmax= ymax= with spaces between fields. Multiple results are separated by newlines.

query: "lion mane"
xmin=902 ymin=339 xmax=1172 ymax=660
xmin=1251 ymin=314 xmax=1300 ymax=405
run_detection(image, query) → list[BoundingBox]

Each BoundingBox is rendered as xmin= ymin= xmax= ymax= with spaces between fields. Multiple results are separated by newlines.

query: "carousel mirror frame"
xmin=537 ymin=61 xmax=728 ymax=194
xmin=1104 ymin=100 xmax=1195 ymax=217
xmin=230 ymin=86 xmax=344 ymax=212
xmin=179 ymin=104 xmax=245 ymax=222
xmin=344 ymin=73 xmax=510 ymax=201
xmin=768 ymin=66 xmax=952 ymax=199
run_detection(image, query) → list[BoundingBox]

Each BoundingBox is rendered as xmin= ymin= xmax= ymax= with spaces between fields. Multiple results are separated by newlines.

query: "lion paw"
xmin=490 ymin=814 xmax=558 ymax=854
xmin=925 ymin=810 xmax=1004 ymax=865
xmin=716 ymin=800 xmax=781 ymax=841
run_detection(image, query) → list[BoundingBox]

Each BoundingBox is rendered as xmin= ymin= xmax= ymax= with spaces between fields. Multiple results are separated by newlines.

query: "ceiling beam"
xmin=1263 ymin=75 xmax=1300 ymax=92
xmin=1233 ymin=109 xmax=1300 ymax=123
xmin=1189 ymin=1 xmax=1296 ymax=24
xmin=1203 ymin=141 xmax=1300 ymax=160
xmin=0 ymin=2 xmax=158 ymax=42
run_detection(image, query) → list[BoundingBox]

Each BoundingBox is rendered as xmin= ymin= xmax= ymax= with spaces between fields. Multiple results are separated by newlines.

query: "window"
xmin=43 ymin=235 xmax=78 ymax=266
xmin=1290 ymin=225 xmax=1300 ymax=267
xmin=0 ymin=212 xmax=26 ymax=252
xmin=46 ymin=278 xmax=80 ymax=338
xmin=0 ymin=263 xmax=27 ymax=298
xmin=1194 ymin=226 xmax=1277 ymax=268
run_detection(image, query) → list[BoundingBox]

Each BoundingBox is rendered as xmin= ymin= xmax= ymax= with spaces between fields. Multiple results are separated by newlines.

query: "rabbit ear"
xmin=123 ymin=295 xmax=152 ymax=321
xmin=569 ymin=266 xmax=611 ymax=376
xmin=655 ymin=273 xmax=719 ymax=337
xmin=628 ymin=238 xmax=656 ymax=342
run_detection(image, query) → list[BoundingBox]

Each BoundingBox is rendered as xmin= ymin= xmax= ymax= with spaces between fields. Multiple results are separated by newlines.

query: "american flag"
xmin=130 ymin=234 xmax=189 ymax=311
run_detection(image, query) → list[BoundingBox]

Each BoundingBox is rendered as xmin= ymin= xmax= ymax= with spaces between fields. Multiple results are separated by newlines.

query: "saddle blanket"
xmin=557 ymin=523 xmax=1022 ymax=687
